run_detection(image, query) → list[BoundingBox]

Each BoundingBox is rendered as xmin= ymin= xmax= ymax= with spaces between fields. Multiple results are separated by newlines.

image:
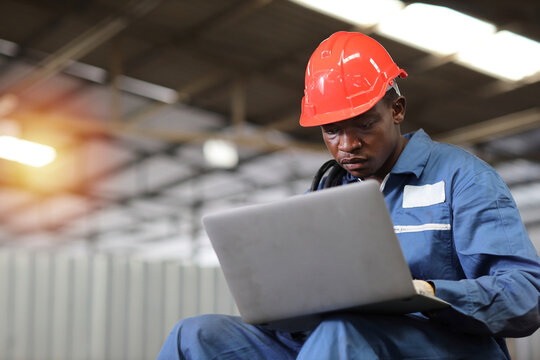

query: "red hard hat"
xmin=300 ymin=31 xmax=407 ymax=127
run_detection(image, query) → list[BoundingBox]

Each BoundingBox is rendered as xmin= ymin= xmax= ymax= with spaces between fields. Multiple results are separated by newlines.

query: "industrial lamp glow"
xmin=290 ymin=0 xmax=404 ymax=27
xmin=203 ymin=139 xmax=239 ymax=169
xmin=0 ymin=135 xmax=57 ymax=167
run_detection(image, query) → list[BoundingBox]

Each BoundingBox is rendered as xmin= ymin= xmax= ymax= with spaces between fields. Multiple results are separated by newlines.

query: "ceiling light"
xmin=64 ymin=61 xmax=107 ymax=84
xmin=457 ymin=30 xmax=540 ymax=81
xmin=0 ymin=136 xmax=56 ymax=167
xmin=203 ymin=139 xmax=239 ymax=169
xmin=377 ymin=3 xmax=496 ymax=56
xmin=0 ymin=38 xmax=18 ymax=57
xmin=289 ymin=0 xmax=404 ymax=27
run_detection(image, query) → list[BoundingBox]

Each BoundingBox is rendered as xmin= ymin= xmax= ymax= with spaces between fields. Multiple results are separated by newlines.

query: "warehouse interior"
xmin=0 ymin=0 xmax=539 ymax=359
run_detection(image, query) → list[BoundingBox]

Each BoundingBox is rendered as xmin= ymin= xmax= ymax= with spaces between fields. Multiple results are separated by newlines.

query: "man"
xmin=158 ymin=31 xmax=540 ymax=359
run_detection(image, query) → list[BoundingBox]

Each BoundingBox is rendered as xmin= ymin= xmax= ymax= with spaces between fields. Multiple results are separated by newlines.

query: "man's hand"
xmin=413 ymin=279 xmax=435 ymax=296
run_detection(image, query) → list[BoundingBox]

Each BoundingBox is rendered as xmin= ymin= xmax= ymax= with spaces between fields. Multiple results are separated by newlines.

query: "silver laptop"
xmin=202 ymin=180 xmax=449 ymax=331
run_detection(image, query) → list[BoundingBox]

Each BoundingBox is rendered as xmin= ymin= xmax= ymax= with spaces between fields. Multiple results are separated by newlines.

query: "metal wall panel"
xmin=71 ymin=255 xmax=91 ymax=360
xmin=89 ymin=255 xmax=108 ymax=360
xmin=144 ymin=261 xmax=166 ymax=360
xmin=31 ymin=253 xmax=52 ymax=360
xmin=125 ymin=259 xmax=145 ymax=360
xmin=0 ymin=251 xmax=11 ymax=358
xmin=108 ymin=256 xmax=129 ymax=360
xmin=163 ymin=262 xmax=182 ymax=338
xmin=8 ymin=249 xmax=535 ymax=360
xmin=199 ymin=266 xmax=217 ymax=315
xmin=513 ymin=333 xmax=540 ymax=360
xmin=50 ymin=253 xmax=70 ymax=360
xmin=12 ymin=253 xmax=31 ymax=360
xmin=181 ymin=265 xmax=201 ymax=319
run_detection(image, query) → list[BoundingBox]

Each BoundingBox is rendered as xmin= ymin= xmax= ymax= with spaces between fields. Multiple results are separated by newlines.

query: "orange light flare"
xmin=2 ymin=111 xmax=86 ymax=194
xmin=0 ymin=135 xmax=56 ymax=167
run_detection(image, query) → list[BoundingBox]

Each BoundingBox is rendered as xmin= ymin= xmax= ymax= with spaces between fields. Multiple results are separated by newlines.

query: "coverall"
xmin=158 ymin=129 xmax=540 ymax=359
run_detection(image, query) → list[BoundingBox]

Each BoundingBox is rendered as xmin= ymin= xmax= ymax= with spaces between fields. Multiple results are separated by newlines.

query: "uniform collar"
xmin=390 ymin=129 xmax=432 ymax=178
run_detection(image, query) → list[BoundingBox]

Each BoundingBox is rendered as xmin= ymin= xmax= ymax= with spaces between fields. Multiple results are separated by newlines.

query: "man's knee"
xmin=313 ymin=313 xmax=408 ymax=340
xmin=317 ymin=313 xmax=365 ymax=330
xmin=177 ymin=314 xmax=234 ymax=344
xmin=320 ymin=313 xmax=354 ymax=324
xmin=159 ymin=315 xmax=240 ymax=360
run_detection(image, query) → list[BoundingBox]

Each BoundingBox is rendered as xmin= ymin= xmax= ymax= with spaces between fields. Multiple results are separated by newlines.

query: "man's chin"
xmin=345 ymin=169 xmax=374 ymax=180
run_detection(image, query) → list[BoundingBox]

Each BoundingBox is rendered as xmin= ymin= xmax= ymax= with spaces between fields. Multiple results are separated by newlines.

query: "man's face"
xmin=321 ymin=97 xmax=406 ymax=182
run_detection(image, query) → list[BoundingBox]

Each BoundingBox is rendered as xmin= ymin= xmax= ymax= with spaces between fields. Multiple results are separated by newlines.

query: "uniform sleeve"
xmin=428 ymin=170 xmax=540 ymax=337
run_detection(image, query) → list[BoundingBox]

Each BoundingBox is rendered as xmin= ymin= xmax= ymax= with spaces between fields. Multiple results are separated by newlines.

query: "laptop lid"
xmin=202 ymin=180 xmax=448 ymax=330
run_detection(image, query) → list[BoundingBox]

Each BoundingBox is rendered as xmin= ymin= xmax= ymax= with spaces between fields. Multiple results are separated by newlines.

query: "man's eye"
xmin=323 ymin=127 xmax=338 ymax=135
xmin=360 ymin=121 xmax=374 ymax=129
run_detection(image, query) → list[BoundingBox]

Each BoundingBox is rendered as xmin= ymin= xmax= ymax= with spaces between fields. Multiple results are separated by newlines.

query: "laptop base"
xmin=256 ymin=294 xmax=449 ymax=332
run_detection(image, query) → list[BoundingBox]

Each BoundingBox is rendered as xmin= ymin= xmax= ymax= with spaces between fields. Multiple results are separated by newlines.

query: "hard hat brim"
xmin=300 ymin=69 xmax=407 ymax=127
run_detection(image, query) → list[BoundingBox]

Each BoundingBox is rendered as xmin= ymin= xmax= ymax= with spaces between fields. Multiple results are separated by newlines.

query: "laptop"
xmin=202 ymin=180 xmax=449 ymax=332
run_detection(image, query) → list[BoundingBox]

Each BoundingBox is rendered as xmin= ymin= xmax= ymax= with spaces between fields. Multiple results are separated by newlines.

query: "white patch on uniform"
xmin=403 ymin=181 xmax=445 ymax=208
xmin=393 ymin=223 xmax=451 ymax=233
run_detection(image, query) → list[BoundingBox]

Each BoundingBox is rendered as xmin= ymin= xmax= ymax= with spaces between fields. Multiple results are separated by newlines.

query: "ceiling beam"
xmin=8 ymin=149 xmax=280 ymax=236
xmin=40 ymin=163 xmax=313 ymax=242
xmin=488 ymin=153 xmax=540 ymax=167
xmin=122 ymin=0 xmax=275 ymax=73
xmin=231 ymin=79 xmax=247 ymax=135
xmin=14 ymin=109 xmax=327 ymax=152
xmin=2 ymin=0 xmax=163 ymax=97
xmin=432 ymin=107 xmax=540 ymax=146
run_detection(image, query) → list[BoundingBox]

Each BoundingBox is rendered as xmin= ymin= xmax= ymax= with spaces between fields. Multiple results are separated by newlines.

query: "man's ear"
xmin=392 ymin=96 xmax=406 ymax=124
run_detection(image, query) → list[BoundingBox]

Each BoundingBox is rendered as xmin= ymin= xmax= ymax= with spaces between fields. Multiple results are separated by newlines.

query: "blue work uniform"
xmin=157 ymin=130 xmax=540 ymax=359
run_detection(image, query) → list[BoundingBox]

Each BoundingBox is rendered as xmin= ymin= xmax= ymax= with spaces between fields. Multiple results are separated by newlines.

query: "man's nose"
xmin=338 ymin=129 xmax=362 ymax=152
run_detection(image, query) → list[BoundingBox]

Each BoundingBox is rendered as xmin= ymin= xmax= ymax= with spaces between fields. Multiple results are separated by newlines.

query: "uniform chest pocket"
xmin=394 ymin=203 xmax=456 ymax=280
xmin=394 ymin=202 xmax=451 ymax=233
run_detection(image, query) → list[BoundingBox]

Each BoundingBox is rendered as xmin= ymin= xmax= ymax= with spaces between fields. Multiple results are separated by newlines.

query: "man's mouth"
xmin=341 ymin=157 xmax=367 ymax=164
xmin=341 ymin=157 xmax=368 ymax=171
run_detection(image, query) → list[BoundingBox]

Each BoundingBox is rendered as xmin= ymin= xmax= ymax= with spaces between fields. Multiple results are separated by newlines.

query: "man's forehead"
xmin=320 ymin=102 xmax=386 ymax=127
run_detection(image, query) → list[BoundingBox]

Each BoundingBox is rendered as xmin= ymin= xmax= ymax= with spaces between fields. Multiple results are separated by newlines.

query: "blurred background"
xmin=0 ymin=0 xmax=538 ymax=359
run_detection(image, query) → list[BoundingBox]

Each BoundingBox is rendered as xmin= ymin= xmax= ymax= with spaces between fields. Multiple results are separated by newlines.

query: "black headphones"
xmin=310 ymin=159 xmax=348 ymax=192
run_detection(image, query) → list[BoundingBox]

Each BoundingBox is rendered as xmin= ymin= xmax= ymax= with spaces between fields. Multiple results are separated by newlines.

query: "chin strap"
xmin=310 ymin=160 xmax=348 ymax=192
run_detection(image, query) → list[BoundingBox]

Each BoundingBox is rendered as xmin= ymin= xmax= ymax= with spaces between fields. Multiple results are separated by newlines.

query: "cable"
xmin=310 ymin=160 xmax=347 ymax=192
